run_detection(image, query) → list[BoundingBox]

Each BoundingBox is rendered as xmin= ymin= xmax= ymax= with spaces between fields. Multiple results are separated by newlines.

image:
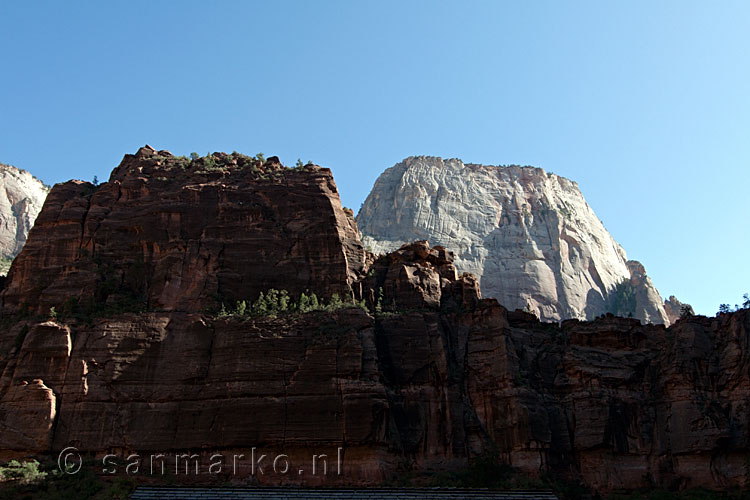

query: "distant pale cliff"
xmin=0 ymin=163 xmax=49 ymax=263
xmin=357 ymin=156 xmax=671 ymax=324
xmin=0 ymin=148 xmax=744 ymax=494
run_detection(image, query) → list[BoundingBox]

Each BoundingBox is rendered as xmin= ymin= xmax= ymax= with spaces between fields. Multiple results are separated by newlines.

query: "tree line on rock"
xmin=216 ymin=289 xmax=368 ymax=319
xmin=718 ymin=293 xmax=750 ymax=315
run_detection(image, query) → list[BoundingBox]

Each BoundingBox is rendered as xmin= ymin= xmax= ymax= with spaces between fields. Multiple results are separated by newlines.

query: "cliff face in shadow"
xmin=1 ymin=146 xmax=365 ymax=316
xmin=0 ymin=149 xmax=746 ymax=493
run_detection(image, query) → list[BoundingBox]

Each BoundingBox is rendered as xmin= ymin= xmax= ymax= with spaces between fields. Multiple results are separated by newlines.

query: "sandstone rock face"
xmin=0 ymin=380 xmax=56 ymax=453
xmin=354 ymin=240 xmax=472 ymax=312
xmin=357 ymin=156 xmax=670 ymax=325
xmin=0 ymin=163 xmax=49 ymax=261
xmin=1 ymin=241 xmax=748 ymax=492
xmin=0 ymin=152 xmax=745 ymax=494
xmin=1 ymin=147 xmax=365 ymax=315
xmin=625 ymin=260 xmax=671 ymax=325
xmin=664 ymin=295 xmax=690 ymax=324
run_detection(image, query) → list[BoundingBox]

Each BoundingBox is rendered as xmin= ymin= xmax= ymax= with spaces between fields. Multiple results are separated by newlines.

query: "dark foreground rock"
xmin=0 ymin=150 xmax=747 ymax=493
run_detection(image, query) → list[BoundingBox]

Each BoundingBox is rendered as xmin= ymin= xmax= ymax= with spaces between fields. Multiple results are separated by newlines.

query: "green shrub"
xmin=204 ymin=155 xmax=216 ymax=168
xmin=218 ymin=289 xmax=365 ymax=319
xmin=0 ymin=462 xmax=137 ymax=500
xmin=0 ymin=460 xmax=47 ymax=484
xmin=235 ymin=300 xmax=247 ymax=316
xmin=327 ymin=293 xmax=342 ymax=310
xmin=298 ymin=292 xmax=317 ymax=313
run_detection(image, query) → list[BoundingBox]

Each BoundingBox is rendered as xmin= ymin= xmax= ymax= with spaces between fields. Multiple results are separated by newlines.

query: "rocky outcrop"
xmin=0 ymin=380 xmax=57 ymax=453
xmin=664 ymin=295 xmax=690 ymax=324
xmin=0 ymin=163 xmax=49 ymax=262
xmin=1 ymin=146 xmax=365 ymax=316
xmin=0 ymin=150 xmax=745 ymax=494
xmin=624 ymin=260 xmax=670 ymax=325
xmin=357 ymin=156 xmax=671 ymax=325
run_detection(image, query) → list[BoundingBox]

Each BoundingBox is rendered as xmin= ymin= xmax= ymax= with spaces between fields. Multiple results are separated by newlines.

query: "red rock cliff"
xmin=1 ymin=146 xmax=365 ymax=315
xmin=0 ymin=150 xmax=748 ymax=494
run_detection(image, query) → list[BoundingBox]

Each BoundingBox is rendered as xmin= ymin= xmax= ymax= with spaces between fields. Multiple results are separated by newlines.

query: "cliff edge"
xmin=1 ymin=146 xmax=365 ymax=315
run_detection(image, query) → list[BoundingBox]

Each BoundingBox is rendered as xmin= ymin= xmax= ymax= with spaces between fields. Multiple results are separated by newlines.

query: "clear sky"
xmin=1 ymin=1 xmax=748 ymax=315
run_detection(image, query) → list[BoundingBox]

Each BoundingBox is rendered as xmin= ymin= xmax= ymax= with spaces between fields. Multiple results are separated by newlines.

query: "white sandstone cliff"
xmin=357 ymin=156 xmax=670 ymax=325
xmin=0 ymin=163 xmax=49 ymax=262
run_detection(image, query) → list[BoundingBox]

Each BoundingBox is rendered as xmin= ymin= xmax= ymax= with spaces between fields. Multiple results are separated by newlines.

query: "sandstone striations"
xmin=1 ymin=146 xmax=365 ymax=316
xmin=357 ymin=156 xmax=671 ymax=325
xmin=0 ymin=149 xmax=746 ymax=494
xmin=0 ymin=163 xmax=49 ymax=265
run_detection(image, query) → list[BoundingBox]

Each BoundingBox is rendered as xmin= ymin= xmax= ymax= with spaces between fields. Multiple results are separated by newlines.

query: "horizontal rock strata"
xmin=1 ymin=146 xmax=365 ymax=315
xmin=0 ymin=150 xmax=745 ymax=494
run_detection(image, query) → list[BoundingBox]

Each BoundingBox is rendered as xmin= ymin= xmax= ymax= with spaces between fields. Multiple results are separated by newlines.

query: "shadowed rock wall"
xmin=0 ymin=151 xmax=746 ymax=494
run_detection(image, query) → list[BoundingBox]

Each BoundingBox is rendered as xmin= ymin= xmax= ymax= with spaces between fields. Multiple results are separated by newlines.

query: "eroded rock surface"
xmin=357 ymin=156 xmax=671 ymax=324
xmin=0 ymin=150 xmax=745 ymax=494
xmin=0 ymin=163 xmax=49 ymax=262
xmin=663 ymin=294 xmax=691 ymax=325
xmin=1 ymin=241 xmax=747 ymax=491
xmin=1 ymin=146 xmax=365 ymax=315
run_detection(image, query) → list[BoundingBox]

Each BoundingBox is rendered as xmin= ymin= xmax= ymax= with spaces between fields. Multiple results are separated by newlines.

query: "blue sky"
xmin=1 ymin=1 xmax=748 ymax=315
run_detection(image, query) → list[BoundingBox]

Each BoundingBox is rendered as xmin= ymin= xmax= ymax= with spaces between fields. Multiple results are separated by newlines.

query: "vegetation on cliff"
xmin=718 ymin=293 xmax=750 ymax=314
xmin=216 ymin=288 xmax=367 ymax=318
xmin=112 ymin=149 xmax=318 ymax=183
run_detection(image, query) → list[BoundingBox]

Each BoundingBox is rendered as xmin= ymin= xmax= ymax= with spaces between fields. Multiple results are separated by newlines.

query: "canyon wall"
xmin=0 ymin=149 xmax=745 ymax=494
xmin=1 ymin=146 xmax=365 ymax=316
xmin=357 ymin=156 xmax=671 ymax=325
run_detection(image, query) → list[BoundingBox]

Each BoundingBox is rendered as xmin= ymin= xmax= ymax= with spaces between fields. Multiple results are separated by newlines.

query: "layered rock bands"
xmin=0 ymin=148 xmax=746 ymax=493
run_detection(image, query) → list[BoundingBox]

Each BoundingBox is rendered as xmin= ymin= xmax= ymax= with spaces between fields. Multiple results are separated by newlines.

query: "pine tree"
xmin=251 ymin=292 xmax=267 ymax=316
xmin=327 ymin=293 xmax=342 ymax=310
xmin=298 ymin=292 xmax=310 ymax=313
xmin=236 ymin=300 xmax=247 ymax=316
xmin=278 ymin=290 xmax=290 ymax=312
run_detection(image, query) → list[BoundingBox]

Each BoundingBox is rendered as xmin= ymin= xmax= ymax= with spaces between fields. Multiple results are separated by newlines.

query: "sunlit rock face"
xmin=0 ymin=163 xmax=49 ymax=259
xmin=357 ymin=156 xmax=670 ymax=324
